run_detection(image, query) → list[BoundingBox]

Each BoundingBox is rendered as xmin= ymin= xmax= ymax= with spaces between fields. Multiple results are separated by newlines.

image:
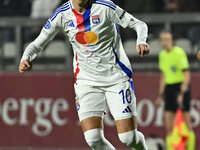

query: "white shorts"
xmin=74 ymin=79 xmax=137 ymax=122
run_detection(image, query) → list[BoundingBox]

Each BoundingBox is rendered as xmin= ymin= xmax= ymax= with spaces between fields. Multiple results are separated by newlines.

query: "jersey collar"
xmin=69 ymin=0 xmax=93 ymax=11
xmin=69 ymin=0 xmax=73 ymax=9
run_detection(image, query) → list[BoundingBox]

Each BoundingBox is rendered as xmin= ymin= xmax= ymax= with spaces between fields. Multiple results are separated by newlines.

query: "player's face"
xmin=159 ymin=32 xmax=173 ymax=51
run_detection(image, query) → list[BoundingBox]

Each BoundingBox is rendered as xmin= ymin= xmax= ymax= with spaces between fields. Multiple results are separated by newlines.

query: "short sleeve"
xmin=159 ymin=52 xmax=164 ymax=72
xmin=179 ymin=50 xmax=189 ymax=70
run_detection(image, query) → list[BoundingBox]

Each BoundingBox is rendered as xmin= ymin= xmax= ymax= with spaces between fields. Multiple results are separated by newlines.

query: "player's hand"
xmin=155 ymin=96 xmax=164 ymax=107
xmin=19 ymin=60 xmax=32 ymax=74
xmin=177 ymin=93 xmax=184 ymax=109
xmin=137 ymin=44 xmax=150 ymax=57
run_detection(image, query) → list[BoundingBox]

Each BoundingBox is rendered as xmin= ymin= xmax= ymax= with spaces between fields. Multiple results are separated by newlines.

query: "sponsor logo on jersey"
xmin=92 ymin=15 xmax=100 ymax=24
xmin=44 ymin=20 xmax=51 ymax=29
xmin=76 ymin=31 xmax=98 ymax=45
xmin=68 ymin=21 xmax=75 ymax=27
xmin=76 ymin=102 xmax=80 ymax=111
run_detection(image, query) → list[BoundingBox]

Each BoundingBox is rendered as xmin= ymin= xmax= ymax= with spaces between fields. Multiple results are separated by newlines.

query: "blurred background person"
xmin=156 ymin=31 xmax=195 ymax=150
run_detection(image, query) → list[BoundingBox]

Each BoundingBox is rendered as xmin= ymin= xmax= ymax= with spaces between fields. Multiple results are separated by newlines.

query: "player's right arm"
xmin=19 ymin=13 xmax=61 ymax=74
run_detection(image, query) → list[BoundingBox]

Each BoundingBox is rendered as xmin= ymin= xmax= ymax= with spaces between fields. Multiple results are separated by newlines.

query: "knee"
xmin=118 ymin=130 xmax=148 ymax=150
xmin=118 ymin=130 xmax=136 ymax=146
xmin=84 ymin=128 xmax=104 ymax=148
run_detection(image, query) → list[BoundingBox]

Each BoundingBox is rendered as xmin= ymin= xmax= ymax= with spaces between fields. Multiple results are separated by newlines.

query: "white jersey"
xmin=21 ymin=0 xmax=148 ymax=86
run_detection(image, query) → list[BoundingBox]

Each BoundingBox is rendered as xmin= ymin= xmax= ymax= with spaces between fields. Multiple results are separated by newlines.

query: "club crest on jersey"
xmin=76 ymin=102 xmax=80 ymax=111
xmin=92 ymin=15 xmax=100 ymax=24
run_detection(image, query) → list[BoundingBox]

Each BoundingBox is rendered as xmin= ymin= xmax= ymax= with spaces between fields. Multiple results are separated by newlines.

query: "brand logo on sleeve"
xmin=92 ymin=15 xmax=100 ymax=24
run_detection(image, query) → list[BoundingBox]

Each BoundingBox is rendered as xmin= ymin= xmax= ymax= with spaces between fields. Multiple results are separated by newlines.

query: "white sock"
xmin=118 ymin=129 xmax=148 ymax=150
xmin=84 ymin=128 xmax=116 ymax=150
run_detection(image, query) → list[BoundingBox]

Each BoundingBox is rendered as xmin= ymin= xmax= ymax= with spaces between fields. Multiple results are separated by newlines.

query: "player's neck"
xmin=165 ymin=45 xmax=173 ymax=52
xmin=72 ymin=0 xmax=90 ymax=13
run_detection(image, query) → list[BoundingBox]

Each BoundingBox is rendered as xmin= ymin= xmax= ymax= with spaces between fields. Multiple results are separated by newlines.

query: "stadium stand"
xmin=148 ymin=39 xmax=162 ymax=56
xmin=175 ymin=38 xmax=192 ymax=55
xmin=44 ymin=41 xmax=69 ymax=57
xmin=3 ymin=42 xmax=16 ymax=58
xmin=123 ymin=40 xmax=137 ymax=56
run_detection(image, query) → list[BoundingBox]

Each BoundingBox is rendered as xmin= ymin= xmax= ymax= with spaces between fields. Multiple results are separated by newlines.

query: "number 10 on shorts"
xmin=119 ymin=89 xmax=132 ymax=104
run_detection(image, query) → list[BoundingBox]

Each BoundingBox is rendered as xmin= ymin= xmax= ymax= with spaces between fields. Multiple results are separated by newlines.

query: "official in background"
xmin=156 ymin=31 xmax=195 ymax=150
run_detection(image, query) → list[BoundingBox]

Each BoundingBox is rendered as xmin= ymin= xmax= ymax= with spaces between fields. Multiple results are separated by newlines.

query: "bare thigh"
xmin=164 ymin=111 xmax=176 ymax=136
xmin=81 ymin=116 xmax=103 ymax=133
xmin=115 ymin=117 xmax=137 ymax=134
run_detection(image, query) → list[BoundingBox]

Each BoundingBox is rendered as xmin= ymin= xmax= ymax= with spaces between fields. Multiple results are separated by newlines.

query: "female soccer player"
xmin=19 ymin=0 xmax=150 ymax=149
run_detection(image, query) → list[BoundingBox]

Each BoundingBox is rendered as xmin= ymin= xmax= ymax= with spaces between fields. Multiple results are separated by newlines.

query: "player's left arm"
xmin=128 ymin=18 xmax=150 ymax=57
xmin=181 ymin=70 xmax=191 ymax=94
xmin=177 ymin=51 xmax=190 ymax=107
xmin=177 ymin=69 xmax=190 ymax=107
xmin=108 ymin=4 xmax=150 ymax=57
xmin=179 ymin=51 xmax=190 ymax=95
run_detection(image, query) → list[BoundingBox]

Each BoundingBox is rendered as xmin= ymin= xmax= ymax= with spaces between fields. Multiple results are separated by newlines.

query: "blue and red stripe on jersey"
xmin=72 ymin=7 xmax=92 ymax=84
xmin=72 ymin=8 xmax=91 ymax=32
xmin=74 ymin=53 xmax=80 ymax=85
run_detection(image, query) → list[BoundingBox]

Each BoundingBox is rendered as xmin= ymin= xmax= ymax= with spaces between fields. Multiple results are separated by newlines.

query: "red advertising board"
xmin=0 ymin=72 xmax=199 ymax=149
